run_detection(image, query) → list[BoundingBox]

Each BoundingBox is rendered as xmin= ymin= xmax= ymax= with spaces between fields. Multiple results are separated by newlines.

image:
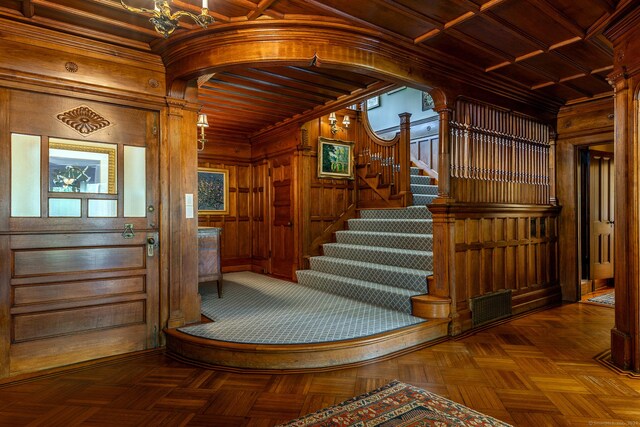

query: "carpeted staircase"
xmin=296 ymin=167 xmax=438 ymax=314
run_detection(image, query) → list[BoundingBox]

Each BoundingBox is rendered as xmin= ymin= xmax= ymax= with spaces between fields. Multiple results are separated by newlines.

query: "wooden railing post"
xmin=435 ymin=107 xmax=453 ymax=201
xmin=399 ymin=112 xmax=412 ymax=207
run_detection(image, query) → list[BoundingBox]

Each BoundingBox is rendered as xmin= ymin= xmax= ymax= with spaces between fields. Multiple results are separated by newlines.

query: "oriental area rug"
xmin=587 ymin=291 xmax=615 ymax=307
xmin=278 ymin=380 xmax=512 ymax=427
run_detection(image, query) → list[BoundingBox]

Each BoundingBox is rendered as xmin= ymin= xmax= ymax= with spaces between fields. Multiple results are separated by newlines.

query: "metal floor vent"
xmin=470 ymin=289 xmax=512 ymax=327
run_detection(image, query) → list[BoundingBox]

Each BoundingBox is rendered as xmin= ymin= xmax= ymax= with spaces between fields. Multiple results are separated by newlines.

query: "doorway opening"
xmin=577 ymin=144 xmax=615 ymax=300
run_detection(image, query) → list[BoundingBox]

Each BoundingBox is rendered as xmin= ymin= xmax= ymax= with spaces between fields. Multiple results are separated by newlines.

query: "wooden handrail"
xmin=356 ymin=109 xmax=412 ymax=207
xmin=411 ymin=155 xmax=439 ymax=183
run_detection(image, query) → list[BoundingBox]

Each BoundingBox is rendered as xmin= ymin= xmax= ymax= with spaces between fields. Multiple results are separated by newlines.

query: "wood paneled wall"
xmin=197 ymin=156 xmax=254 ymax=272
xmin=301 ymin=117 xmax=357 ymax=266
xmin=449 ymin=99 xmax=552 ymax=204
xmin=431 ymin=204 xmax=561 ymax=334
xmin=411 ymin=135 xmax=439 ymax=175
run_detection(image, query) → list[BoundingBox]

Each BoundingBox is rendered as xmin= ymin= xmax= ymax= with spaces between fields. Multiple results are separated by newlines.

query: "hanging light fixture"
xmin=120 ymin=0 xmax=214 ymax=38
xmin=197 ymin=113 xmax=209 ymax=152
xmin=328 ymin=112 xmax=351 ymax=135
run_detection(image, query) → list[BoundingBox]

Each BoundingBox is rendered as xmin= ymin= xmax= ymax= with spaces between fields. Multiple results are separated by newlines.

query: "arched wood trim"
xmin=360 ymin=103 xmax=401 ymax=147
xmin=161 ymin=23 xmax=440 ymax=91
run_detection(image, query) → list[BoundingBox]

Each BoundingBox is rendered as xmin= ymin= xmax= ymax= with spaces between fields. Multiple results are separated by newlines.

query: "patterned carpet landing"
xmin=179 ymin=272 xmax=427 ymax=345
xmin=278 ymin=380 xmax=512 ymax=426
xmin=587 ymin=290 xmax=615 ymax=307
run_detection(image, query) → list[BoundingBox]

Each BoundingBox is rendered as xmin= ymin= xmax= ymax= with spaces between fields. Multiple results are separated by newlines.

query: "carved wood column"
xmin=436 ymin=107 xmax=453 ymax=201
xmin=165 ymin=97 xmax=200 ymax=328
xmin=429 ymin=95 xmax=459 ymax=334
xmin=605 ymin=5 xmax=640 ymax=372
xmin=398 ymin=112 xmax=412 ymax=207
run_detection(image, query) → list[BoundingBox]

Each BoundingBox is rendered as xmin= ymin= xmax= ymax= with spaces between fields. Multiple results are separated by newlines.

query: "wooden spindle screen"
xmin=449 ymin=100 xmax=551 ymax=204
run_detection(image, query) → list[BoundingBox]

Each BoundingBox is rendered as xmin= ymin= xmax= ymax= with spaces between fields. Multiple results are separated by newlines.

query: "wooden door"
xmin=1 ymin=91 xmax=160 ymax=377
xmin=270 ymin=157 xmax=295 ymax=280
xmin=589 ymin=152 xmax=614 ymax=282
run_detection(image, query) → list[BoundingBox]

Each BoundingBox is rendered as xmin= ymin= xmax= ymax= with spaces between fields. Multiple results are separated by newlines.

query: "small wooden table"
xmin=197 ymin=227 xmax=223 ymax=297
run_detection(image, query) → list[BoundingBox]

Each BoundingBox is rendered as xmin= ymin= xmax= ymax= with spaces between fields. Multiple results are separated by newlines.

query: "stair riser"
xmin=336 ymin=231 xmax=433 ymax=252
xmin=360 ymin=207 xmax=432 ymax=220
xmin=348 ymin=220 xmax=433 ymax=234
xmin=296 ymin=271 xmax=413 ymax=313
xmin=323 ymin=245 xmax=434 ymax=271
xmin=410 ymin=175 xmax=434 ymax=185
xmin=410 ymin=184 xmax=438 ymax=195
xmin=412 ymin=195 xmax=437 ymax=206
xmin=309 ymin=257 xmax=428 ymax=293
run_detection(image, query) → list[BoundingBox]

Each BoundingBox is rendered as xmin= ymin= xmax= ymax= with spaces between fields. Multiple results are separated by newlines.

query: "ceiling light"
xmin=120 ymin=0 xmax=214 ymax=38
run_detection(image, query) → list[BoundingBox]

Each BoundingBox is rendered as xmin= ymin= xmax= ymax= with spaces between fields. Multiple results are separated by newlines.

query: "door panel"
xmin=2 ymin=91 xmax=160 ymax=377
xmin=270 ymin=158 xmax=295 ymax=279
xmin=590 ymin=152 xmax=614 ymax=281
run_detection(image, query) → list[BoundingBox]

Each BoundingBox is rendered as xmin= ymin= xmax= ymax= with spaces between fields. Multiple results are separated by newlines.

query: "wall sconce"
xmin=329 ymin=112 xmax=350 ymax=136
xmin=120 ymin=0 xmax=214 ymax=38
xmin=197 ymin=113 xmax=209 ymax=152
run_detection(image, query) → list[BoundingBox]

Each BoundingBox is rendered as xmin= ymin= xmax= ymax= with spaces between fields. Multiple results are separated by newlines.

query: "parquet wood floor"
xmin=1 ymin=302 xmax=638 ymax=426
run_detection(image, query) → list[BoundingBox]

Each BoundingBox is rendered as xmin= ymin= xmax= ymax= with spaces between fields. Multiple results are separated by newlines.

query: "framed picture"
xmin=422 ymin=91 xmax=435 ymax=111
xmin=197 ymin=168 xmax=229 ymax=215
xmin=366 ymin=96 xmax=380 ymax=110
xmin=318 ymin=137 xmax=355 ymax=179
xmin=49 ymin=139 xmax=117 ymax=194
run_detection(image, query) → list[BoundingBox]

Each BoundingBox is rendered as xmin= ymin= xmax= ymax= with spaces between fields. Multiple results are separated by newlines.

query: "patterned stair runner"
xmin=296 ymin=167 xmax=438 ymax=315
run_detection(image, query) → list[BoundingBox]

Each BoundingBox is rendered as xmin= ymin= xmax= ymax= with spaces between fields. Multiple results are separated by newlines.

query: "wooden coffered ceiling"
xmin=0 ymin=0 xmax=631 ymax=138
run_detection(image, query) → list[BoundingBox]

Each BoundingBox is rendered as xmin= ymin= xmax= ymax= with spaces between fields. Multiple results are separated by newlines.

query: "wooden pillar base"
xmin=611 ymin=328 xmax=631 ymax=370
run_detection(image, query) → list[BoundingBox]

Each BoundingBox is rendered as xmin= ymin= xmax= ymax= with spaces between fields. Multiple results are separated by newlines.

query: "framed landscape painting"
xmin=197 ymin=168 xmax=229 ymax=215
xmin=318 ymin=137 xmax=354 ymax=179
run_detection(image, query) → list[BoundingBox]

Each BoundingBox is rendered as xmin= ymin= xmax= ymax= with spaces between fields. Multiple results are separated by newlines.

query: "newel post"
xmin=428 ymin=91 xmax=459 ymax=334
xmin=399 ymin=112 xmax=412 ymax=207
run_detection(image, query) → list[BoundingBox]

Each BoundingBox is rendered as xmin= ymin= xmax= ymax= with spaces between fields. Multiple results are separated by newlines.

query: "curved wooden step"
xmin=165 ymin=319 xmax=450 ymax=372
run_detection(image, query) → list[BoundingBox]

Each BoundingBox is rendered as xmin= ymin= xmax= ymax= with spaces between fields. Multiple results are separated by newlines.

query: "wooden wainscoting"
xmin=447 ymin=204 xmax=561 ymax=333
xmin=6 ymin=232 xmax=159 ymax=377
xmin=198 ymin=160 xmax=254 ymax=272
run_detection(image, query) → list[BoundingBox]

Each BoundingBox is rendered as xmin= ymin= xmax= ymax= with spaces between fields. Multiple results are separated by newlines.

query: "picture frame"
xmin=48 ymin=140 xmax=117 ymax=194
xmin=317 ymin=137 xmax=355 ymax=180
xmin=366 ymin=96 xmax=380 ymax=110
xmin=422 ymin=91 xmax=435 ymax=111
xmin=197 ymin=167 xmax=229 ymax=215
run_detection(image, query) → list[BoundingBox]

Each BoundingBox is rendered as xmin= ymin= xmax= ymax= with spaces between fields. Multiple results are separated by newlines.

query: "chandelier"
xmin=120 ymin=0 xmax=214 ymax=38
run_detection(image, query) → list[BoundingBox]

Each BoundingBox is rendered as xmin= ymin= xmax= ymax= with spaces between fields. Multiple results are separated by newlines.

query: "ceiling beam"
xmin=216 ymin=72 xmax=334 ymax=104
xmin=413 ymin=0 xmax=507 ymax=44
xmin=237 ymin=68 xmax=352 ymax=97
xmin=298 ymin=0 xmax=414 ymax=43
xmin=372 ymin=0 xmax=444 ymax=29
xmin=21 ymin=0 xmax=34 ymax=18
xmin=247 ymin=0 xmax=279 ymax=20
xmin=523 ymin=0 xmax=585 ymax=37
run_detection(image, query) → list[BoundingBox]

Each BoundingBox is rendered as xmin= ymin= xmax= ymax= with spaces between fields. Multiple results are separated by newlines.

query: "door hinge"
xmin=268 ymin=168 xmax=271 ymax=177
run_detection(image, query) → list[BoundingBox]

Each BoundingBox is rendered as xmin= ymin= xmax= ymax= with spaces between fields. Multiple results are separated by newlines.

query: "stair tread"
xmin=297 ymin=270 xmax=421 ymax=296
xmin=312 ymin=256 xmax=432 ymax=276
xmin=324 ymin=243 xmax=433 ymax=256
xmin=336 ymin=230 xmax=432 ymax=238
xmin=350 ymin=218 xmax=433 ymax=223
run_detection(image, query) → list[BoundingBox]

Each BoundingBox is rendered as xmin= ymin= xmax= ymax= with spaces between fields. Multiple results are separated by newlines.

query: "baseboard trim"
xmin=0 ymin=348 xmax=164 ymax=387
